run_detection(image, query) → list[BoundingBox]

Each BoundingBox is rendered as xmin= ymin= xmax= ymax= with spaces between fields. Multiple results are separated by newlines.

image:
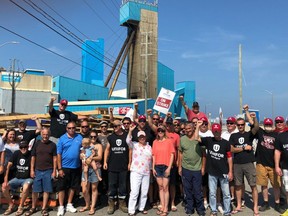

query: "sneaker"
xmin=57 ymin=206 xmax=65 ymax=216
xmin=204 ymin=200 xmax=209 ymax=210
xmin=66 ymin=203 xmax=77 ymax=213
xmin=259 ymin=202 xmax=270 ymax=212
xmin=217 ymin=203 xmax=224 ymax=214
xmin=281 ymin=209 xmax=288 ymax=216
xmin=275 ymin=203 xmax=286 ymax=214
xmin=241 ymin=199 xmax=245 ymax=208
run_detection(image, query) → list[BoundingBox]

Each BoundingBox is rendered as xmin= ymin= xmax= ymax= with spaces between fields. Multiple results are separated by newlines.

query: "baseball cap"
xmin=199 ymin=116 xmax=208 ymax=122
xmin=138 ymin=115 xmax=146 ymax=121
xmin=212 ymin=123 xmax=222 ymax=133
xmin=18 ymin=119 xmax=26 ymax=124
xmin=137 ymin=131 xmax=146 ymax=137
xmin=166 ymin=117 xmax=173 ymax=124
xmin=275 ymin=116 xmax=284 ymax=122
xmin=263 ymin=118 xmax=273 ymax=126
xmin=60 ymin=99 xmax=68 ymax=106
xmin=192 ymin=101 xmax=199 ymax=107
xmin=99 ymin=120 xmax=108 ymax=126
xmin=19 ymin=141 xmax=28 ymax=148
xmin=226 ymin=116 xmax=236 ymax=123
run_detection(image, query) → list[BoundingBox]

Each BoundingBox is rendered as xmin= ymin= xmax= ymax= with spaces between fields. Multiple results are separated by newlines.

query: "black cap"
xmin=192 ymin=102 xmax=199 ymax=107
xmin=166 ymin=117 xmax=173 ymax=124
xmin=19 ymin=141 xmax=28 ymax=148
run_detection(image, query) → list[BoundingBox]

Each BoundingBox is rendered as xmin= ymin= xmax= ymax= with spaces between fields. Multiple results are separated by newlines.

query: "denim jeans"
xmin=208 ymin=174 xmax=231 ymax=215
xmin=108 ymin=171 xmax=127 ymax=199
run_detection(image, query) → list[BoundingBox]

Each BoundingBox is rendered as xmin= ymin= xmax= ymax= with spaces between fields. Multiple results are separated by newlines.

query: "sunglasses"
xmin=202 ymin=123 xmax=208 ymax=126
xmin=153 ymin=118 xmax=159 ymax=121
xmin=81 ymin=126 xmax=89 ymax=128
xmin=101 ymin=125 xmax=107 ymax=128
xmin=123 ymin=122 xmax=130 ymax=125
xmin=226 ymin=122 xmax=234 ymax=125
xmin=67 ymin=127 xmax=76 ymax=130
xmin=157 ymin=128 xmax=166 ymax=133
xmin=174 ymin=124 xmax=180 ymax=127
xmin=139 ymin=119 xmax=146 ymax=123
xmin=113 ymin=125 xmax=121 ymax=128
xmin=90 ymin=136 xmax=97 ymax=139
xmin=237 ymin=124 xmax=245 ymax=126
xmin=20 ymin=146 xmax=28 ymax=149
xmin=276 ymin=121 xmax=284 ymax=124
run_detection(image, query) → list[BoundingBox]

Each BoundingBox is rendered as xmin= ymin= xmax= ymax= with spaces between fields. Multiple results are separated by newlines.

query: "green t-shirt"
xmin=179 ymin=136 xmax=203 ymax=171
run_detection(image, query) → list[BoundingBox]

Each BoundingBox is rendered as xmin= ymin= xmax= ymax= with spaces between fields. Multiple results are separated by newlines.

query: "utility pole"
xmin=141 ymin=31 xmax=152 ymax=116
xmin=239 ymin=44 xmax=243 ymax=115
xmin=9 ymin=59 xmax=23 ymax=113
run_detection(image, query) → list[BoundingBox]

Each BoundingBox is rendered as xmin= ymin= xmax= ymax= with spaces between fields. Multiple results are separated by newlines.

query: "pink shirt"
xmin=187 ymin=109 xmax=207 ymax=121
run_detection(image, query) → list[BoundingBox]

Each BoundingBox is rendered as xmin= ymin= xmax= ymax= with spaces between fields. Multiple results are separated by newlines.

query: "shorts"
xmin=81 ymin=168 xmax=101 ymax=183
xmin=155 ymin=165 xmax=169 ymax=178
xmin=56 ymin=168 xmax=81 ymax=191
xmin=234 ymin=163 xmax=256 ymax=186
xmin=33 ymin=169 xmax=53 ymax=193
xmin=282 ymin=169 xmax=288 ymax=192
xmin=169 ymin=166 xmax=177 ymax=185
xmin=256 ymin=163 xmax=280 ymax=187
xmin=9 ymin=178 xmax=33 ymax=191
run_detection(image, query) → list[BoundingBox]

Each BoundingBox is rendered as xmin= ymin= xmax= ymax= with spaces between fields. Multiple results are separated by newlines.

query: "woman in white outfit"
xmin=126 ymin=125 xmax=152 ymax=216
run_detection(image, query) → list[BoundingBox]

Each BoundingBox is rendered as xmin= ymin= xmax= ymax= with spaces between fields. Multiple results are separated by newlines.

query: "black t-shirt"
xmin=9 ymin=150 xmax=31 ymax=179
xmin=132 ymin=125 xmax=155 ymax=146
xmin=107 ymin=132 xmax=129 ymax=172
xmin=255 ymin=128 xmax=277 ymax=168
xmin=229 ymin=131 xmax=256 ymax=164
xmin=78 ymin=132 xmax=90 ymax=139
xmin=16 ymin=130 xmax=38 ymax=143
xmin=49 ymin=108 xmax=78 ymax=138
xmin=31 ymin=140 xmax=57 ymax=170
xmin=200 ymin=137 xmax=231 ymax=177
xmin=275 ymin=131 xmax=288 ymax=170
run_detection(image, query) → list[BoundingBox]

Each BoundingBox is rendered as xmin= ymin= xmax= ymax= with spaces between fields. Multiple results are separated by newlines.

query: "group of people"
xmin=0 ymin=96 xmax=288 ymax=216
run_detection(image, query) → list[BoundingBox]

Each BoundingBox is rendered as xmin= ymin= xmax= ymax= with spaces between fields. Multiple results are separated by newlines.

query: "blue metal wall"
xmin=120 ymin=1 xmax=158 ymax=25
xmin=157 ymin=62 xmax=174 ymax=94
xmin=81 ymin=39 xmax=104 ymax=86
xmin=52 ymin=76 xmax=108 ymax=102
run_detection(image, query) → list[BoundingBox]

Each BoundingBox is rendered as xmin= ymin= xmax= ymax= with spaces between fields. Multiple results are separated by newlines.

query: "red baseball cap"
xmin=263 ymin=118 xmax=273 ymax=126
xmin=226 ymin=116 xmax=236 ymax=123
xmin=60 ymin=99 xmax=68 ymax=106
xmin=138 ymin=115 xmax=146 ymax=121
xmin=199 ymin=116 xmax=208 ymax=122
xmin=212 ymin=123 xmax=222 ymax=133
xmin=275 ymin=116 xmax=284 ymax=122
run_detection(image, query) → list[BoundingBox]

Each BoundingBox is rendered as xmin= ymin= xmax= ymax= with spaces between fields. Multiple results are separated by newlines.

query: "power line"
xmin=0 ymin=24 xmax=128 ymax=86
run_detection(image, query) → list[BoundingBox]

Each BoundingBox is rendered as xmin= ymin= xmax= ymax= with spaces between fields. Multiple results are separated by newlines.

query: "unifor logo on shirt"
xmin=116 ymin=139 xmax=122 ymax=146
xmin=19 ymin=158 xmax=25 ymax=166
xmin=59 ymin=114 xmax=65 ymax=120
xmin=17 ymin=135 xmax=23 ymax=141
xmin=238 ymin=137 xmax=244 ymax=144
xmin=213 ymin=144 xmax=220 ymax=152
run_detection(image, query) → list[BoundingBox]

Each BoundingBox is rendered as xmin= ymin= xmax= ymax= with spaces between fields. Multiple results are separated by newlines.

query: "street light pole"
xmin=265 ymin=90 xmax=274 ymax=119
xmin=0 ymin=41 xmax=19 ymax=48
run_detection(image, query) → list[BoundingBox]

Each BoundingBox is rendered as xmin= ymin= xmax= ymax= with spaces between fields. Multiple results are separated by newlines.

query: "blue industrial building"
xmin=81 ymin=39 xmax=104 ymax=86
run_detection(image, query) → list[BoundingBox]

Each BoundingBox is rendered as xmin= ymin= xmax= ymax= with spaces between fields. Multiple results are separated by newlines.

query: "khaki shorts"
xmin=234 ymin=163 xmax=256 ymax=186
xmin=256 ymin=163 xmax=280 ymax=187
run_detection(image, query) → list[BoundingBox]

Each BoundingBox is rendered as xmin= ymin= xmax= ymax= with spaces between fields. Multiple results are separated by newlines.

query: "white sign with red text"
xmin=153 ymin=88 xmax=175 ymax=114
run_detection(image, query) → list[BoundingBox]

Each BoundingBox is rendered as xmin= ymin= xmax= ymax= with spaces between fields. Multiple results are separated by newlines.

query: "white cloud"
xmin=47 ymin=46 xmax=67 ymax=56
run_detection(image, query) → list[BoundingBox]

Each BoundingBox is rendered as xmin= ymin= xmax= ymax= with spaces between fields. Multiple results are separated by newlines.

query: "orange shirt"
xmin=152 ymin=138 xmax=175 ymax=167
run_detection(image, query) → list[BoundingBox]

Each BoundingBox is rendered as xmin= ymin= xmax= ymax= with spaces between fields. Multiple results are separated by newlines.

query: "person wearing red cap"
xmin=221 ymin=117 xmax=238 ymax=141
xmin=49 ymin=97 xmax=78 ymax=143
xmin=274 ymin=116 xmax=288 ymax=133
xmin=179 ymin=96 xmax=208 ymax=122
xmin=199 ymin=123 xmax=233 ymax=216
xmin=254 ymin=118 xmax=284 ymax=213
xmin=229 ymin=111 xmax=259 ymax=215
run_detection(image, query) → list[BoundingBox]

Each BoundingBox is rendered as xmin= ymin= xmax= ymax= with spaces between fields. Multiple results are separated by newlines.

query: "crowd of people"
xmin=0 ymin=96 xmax=288 ymax=216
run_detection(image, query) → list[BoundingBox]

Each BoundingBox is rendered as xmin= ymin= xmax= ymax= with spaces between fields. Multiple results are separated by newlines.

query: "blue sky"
xmin=1 ymin=0 xmax=288 ymax=120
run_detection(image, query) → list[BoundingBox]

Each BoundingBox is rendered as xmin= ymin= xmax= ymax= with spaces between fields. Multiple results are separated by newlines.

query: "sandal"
xmin=25 ymin=208 xmax=36 ymax=216
xmin=4 ymin=205 xmax=14 ymax=215
xmin=79 ymin=207 xmax=89 ymax=212
xmin=171 ymin=205 xmax=177 ymax=212
xmin=88 ymin=209 xmax=95 ymax=215
xmin=139 ymin=210 xmax=148 ymax=214
xmin=156 ymin=210 xmax=163 ymax=215
xmin=161 ymin=212 xmax=168 ymax=216
xmin=16 ymin=207 xmax=24 ymax=216
xmin=41 ymin=209 xmax=49 ymax=216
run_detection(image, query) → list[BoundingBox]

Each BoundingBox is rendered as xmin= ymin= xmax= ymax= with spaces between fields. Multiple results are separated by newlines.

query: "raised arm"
xmin=49 ymin=97 xmax=56 ymax=113
xmin=133 ymin=103 xmax=139 ymax=124
xmin=179 ymin=96 xmax=189 ymax=114
xmin=147 ymin=109 xmax=157 ymax=133
xmin=109 ymin=107 xmax=114 ymax=124
xmin=31 ymin=116 xmax=42 ymax=134
xmin=249 ymin=112 xmax=259 ymax=135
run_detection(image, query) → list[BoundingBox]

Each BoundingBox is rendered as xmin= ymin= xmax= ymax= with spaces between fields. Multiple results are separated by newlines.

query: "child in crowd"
xmin=81 ymin=138 xmax=102 ymax=182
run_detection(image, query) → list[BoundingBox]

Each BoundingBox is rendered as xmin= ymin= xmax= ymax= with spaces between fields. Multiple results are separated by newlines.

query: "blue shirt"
xmin=57 ymin=133 xmax=83 ymax=169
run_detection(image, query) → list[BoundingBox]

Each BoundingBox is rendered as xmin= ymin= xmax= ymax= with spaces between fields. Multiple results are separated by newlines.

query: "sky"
xmin=1 ymin=0 xmax=288 ymax=120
